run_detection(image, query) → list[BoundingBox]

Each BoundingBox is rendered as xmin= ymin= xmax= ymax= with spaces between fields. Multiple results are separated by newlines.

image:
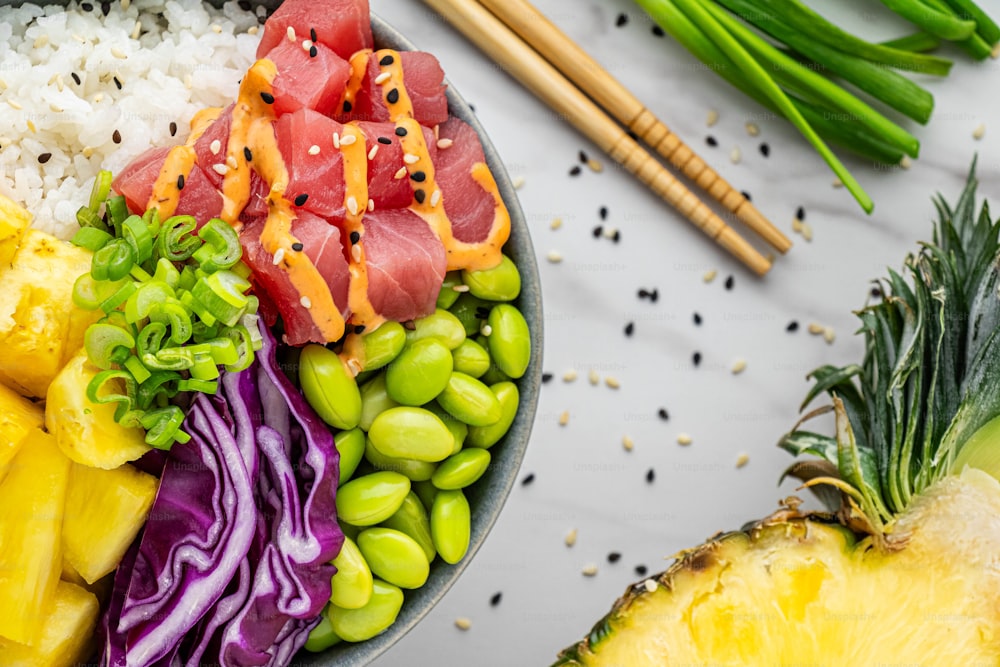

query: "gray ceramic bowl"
xmin=0 ymin=0 xmax=542 ymax=664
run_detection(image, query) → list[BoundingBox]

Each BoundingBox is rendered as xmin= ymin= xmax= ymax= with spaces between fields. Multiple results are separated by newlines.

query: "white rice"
xmin=0 ymin=0 xmax=264 ymax=239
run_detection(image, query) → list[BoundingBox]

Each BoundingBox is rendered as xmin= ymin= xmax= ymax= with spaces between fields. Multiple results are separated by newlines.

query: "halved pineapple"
xmin=0 ymin=381 xmax=43 ymax=485
xmin=0 ymin=581 xmax=99 ymax=667
xmin=0 ymin=429 xmax=71 ymax=646
xmin=62 ymin=462 xmax=158 ymax=584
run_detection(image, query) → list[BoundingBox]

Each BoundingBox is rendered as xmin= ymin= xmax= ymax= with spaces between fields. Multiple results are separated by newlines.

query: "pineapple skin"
xmin=555 ymin=468 xmax=1000 ymax=666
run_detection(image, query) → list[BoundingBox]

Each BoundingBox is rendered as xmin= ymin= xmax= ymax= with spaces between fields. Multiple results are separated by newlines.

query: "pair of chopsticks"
xmin=421 ymin=0 xmax=792 ymax=275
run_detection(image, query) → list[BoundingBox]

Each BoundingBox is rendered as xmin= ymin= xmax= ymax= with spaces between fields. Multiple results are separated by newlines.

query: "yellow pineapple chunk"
xmin=0 ymin=192 xmax=31 ymax=268
xmin=0 ymin=381 xmax=43 ymax=485
xmin=45 ymin=350 xmax=150 ymax=469
xmin=0 ymin=581 xmax=99 ymax=667
xmin=63 ymin=462 xmax=158 ymax=584
xmin=0 ymin=429 xmax=71 ymax=646
xmin=0 ymin=229 xmax=100 ymax=398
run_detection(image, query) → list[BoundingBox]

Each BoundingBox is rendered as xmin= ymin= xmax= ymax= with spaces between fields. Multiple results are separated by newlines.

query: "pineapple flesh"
xmin=0 ymin=581 xmax=99 ymax=667
xmin=0 ymin=191 xmax=31 ymax=267
xmin=0 ymin=382 xmax=43 ymax=485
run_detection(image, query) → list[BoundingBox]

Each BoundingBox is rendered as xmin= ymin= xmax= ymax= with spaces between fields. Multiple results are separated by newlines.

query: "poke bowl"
xmin=0 ymin=0 xmax=542 ymax=664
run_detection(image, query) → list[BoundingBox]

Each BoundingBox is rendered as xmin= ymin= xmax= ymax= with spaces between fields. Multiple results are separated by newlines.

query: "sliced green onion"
xmin=124 ymin=281 xmax=176 ymax=323
xmin=144 ymin=347 xmax=195 ymax=371
xmin=190 ymin=352 xmax=221 ymax=381
xmin=124 ymin=356 xmax=152 ymax=384
xmin=158 ymin=215 xmax=201 ymax=261
xmin=142 ymin=207 xmax=161 ymax=239
xmin=140 ymin=406 xmax=187 ymax=450
xmin=122 ymin=214 xmax=154 ymax=264
xmin=136 ymin=371 xmax=181 ymax=410
xmin=72 ymin=226 xmax=113 ymax=252
xmin=99 ymin=280 xmax=137 ymax=315
xmin=178 ymin=378 xmax=219 ymax=393
xmin=76 ymin=205 xmax=108 ymax=232
xmin=92 ymin=238 xmax=135 ymax=282
xmin=88 ymin=170 xmax=114 ymax=212
xmin=106 ymin=195 xmax=130 ymax=231
xmin=149 ymin=301 xmax=194 ymax=345
xmin=152 ymin=257 xmax=181 ymax=288
xmin=85 ymin=323 xmax=136 ymax=369
xmin=136 ymin=322 xmax=168 ymax=359
xmin=86 ymin=369 xmax=138 ymax=423
xmin=223 ymin=325 xmax=255 ymax=373
xmin=193 ymin=218 xmax=242 ymax=273
xmin=180 ymin=291 xmax=218 ymax=327
xmin=191 ymin=270 xmax=251 ymax=327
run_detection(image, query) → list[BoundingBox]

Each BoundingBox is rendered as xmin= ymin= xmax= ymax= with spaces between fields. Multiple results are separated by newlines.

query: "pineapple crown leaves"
xmin=780 ymin=160 xmax=1000 ymax=531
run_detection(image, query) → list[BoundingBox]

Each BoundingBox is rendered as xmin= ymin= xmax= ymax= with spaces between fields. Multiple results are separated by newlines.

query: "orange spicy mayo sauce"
xmin=145 ymin=108 xmax=222 ymax=217
xmin=339 ymin=49 xmax=372 ymax=117
xmin=339 ymin=123 xmax=383 ymax=331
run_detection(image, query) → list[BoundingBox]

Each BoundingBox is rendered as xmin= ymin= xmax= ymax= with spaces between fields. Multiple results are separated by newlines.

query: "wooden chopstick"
xmin=476 ymin=0 xmax=791 ymax=255
xmin=422 ymin=0 xmax=773 ymax=275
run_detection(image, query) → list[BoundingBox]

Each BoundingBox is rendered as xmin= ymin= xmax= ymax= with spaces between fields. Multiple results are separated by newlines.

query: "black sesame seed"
xmin=615 ymin=12 xmax=628 ymax=27
xmin=237 ymin=0 xmax=250 ymax=9
xmin=649 ymin=288 xmax=659 ymax=303
xmin=243 ymin=146 xmax=253 ymax=162
xmin=469 ymin=103 xmax=476 ymax=112
xmin=309 ymin=45 xmax=318 ymax=58
xmin=635 ymin=564 xmax=648 ymax=576
xmin=705 ymin=135 xmax=718 ymax=147
xmin=100 ymin=1 xmax=110 ymax=15
xmin=411 ymin=170 xmax=426 ymax=182
xmin=395 ymin=127 xmax=408 ymax=137
xmin=354 ymin=324 xmax=366 ymax=334
xmin=637 ymin=288 xmax=649 ymax=299
xmin=569 ymin=165 xmax=582 ymax=177
xmin=310 ymin=27 xmax=317 ymax=42
xmin=386 ymin=88 xmax=400 ymax=104
xmin=414 ymin=189 xmax=426 ymax=204
xmin=349 ymin=231 xmax=360 ymax=245
xmin=657 ymin=408 xmax=669 ymax=421
xmin=37 ymin=152 xmax=52 ymax=164
xmin=378 ymin=136 xmax=392 ymax=145
xmin=652 ymin=25 xmax=665 ymax=37
xmin=113 ymin=76 xmax=122 ymax=90
xmin=521 ymin=472 xmax=535 ymax=486
xmin=611 ymin=229 xmax=621 ymax=243
xmin=294 ymin=193 xmax=309 ymax=206
xmin=759 ymin=142 xmax=770 ymax=157
xmin=490 ymin=591 xmax=503 ymax=607
xmin=795 ymin=205 xmax=805 ymax=221
xmin=599 ymin=206 xmax=609 ymax=221
xmin=342 ymin=100 xmax=353 ymax=113
xmin=693 ymin=312 xmax=702 ymax=325
xmin=541 ymin=372 xmax=553 ymax=384
xmin=169 ymin=121 xmax=177 ymax=136
xmin=71 ymin=72 xmax=82 ymax=85
xmin=379 ymin=54 xmax=395 ymax=67
xmin=724 ymin=275 xmax=734 ymax=290
xmin=740 ymin=190 xmax=752 ymax=202
xmin=624 ymin=321 xmax=634 ymax=337
xmin=871 ymin=286 xmax=883 ymax=299
xmin=645 ymin=468 xmax=655 ymax=483
xmin=81 ymin=2 xmax=93 ymax=9
xmin=260 ymin=91 xmax=275 ymax=104
xmin=786 ymin=320 xmax=799 ymax=333
xmin=693 ymin=352 xmax=702 ymax=367
xmin=291 ymin=242 xmax=304 ymax=252
xmin=112 ymin=129 xmax=121 ymax=144
xmin=176 ymin=174 xmax=185 ymax=190
xmin=578 ymin=150 xmax=588 ymax=164
xmin=607 ymin=551 xmax=622 ymax=564
xmin=592 ymin=225 xmax=603 ymax=238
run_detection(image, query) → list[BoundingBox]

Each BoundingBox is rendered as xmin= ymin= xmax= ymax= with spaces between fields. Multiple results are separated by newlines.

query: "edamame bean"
xmin=336 ymin=471 xmax=411 ymax=526
xmin=468 ymin=382 xmax=519 ymax=449
xmin=357 ymin=528 xmax=430 ymax=589
xmin=451 ymin=338 xmax=490 ymax=378
xmin=437 ymin=372 xmax=502 ymax=427
xmin=431 ymin=448 xmax=491 ymax=490
xmin=449 ymin=293 xmax=489 ymax=336
xmin=413 ymin=480 xmax=438 ymax=510
xmin=431 ymin=489 xmax=471 ymax=565
xmin=330 ymin=536 xmax=373 ymax=609
xmin=335 ymin=428 xmax=366 ymax=484
xmin=328 ymin=579 xmax=404 ymax=643
xmin=360 ymin=321 xmax=406 ymax=371
xmin=479 ymin=363 xmax=511 ymax=386
xmin=299 ymin=344 xmax=362 ymax=430
xmin=380 ymin=491 xmax=436 ymax=562
xmin=435 ymin=271 xmax=463 ymax=309
xmin=368 ymin=407 xmax=455 ymax=461
xmin=486 ymin=304 xmax=530 ymax=379
xmin=462 ymin=254 xmax=520 ymax=301
xmin=385 ymin=338 xmax=452 ymax=406
xmin=405 ymin=308 xmax=465 ymax=349
xmin=424 ymin=402 xmax=468 ymax=454
xmin=359 ymin=374 xmax=399 ymax=432
xmin=304 ymin=606 xmax=340 ymax=652
xmin=364 ymin=437 xmax=436 ymax=481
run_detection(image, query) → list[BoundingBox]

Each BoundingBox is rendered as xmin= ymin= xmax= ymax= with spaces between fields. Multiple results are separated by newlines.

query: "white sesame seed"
xmin=564 ymin=528 xmax=577 ymax=547
xmin=300 ymin=296 xmax=312 ymax=309
xmin=121 ymin=0 xmax=130 ymax=9
xmin=588 ymin=369 xmax=599 ymax=385
xmin=286 ymin=26 xmax=296 ymax=41
xmin=899 ymin=155 xmax=912 ymax=170
xmin=394 ymin=167 xmax=407 ymax=179
xmin=111 ymin=47 xmax=127 ymax=59
xmin=546 ymin=250 xmax=563 ymax=263
xmin=374 ymin=72 xmax=391 ymax=85
xmin=367 ymin=144 xmax=379 ymax=160
xmin=7 ymin=100 xmax=22 ymax=110
xmin=791 ymin=218 xmax=803 ymax=233
xmin=807 ymin=322 xmax=825 ymax=335
xmin=49 ymin=103 xmax=62 ymax=113
xmin=403 ymin=153 xmax=420 ymax=164
xmin=993 ymin=42 xmax=1000 ymax=58
xmin=736 ymin=453 xmax=750 ymax=468
xmin=452 ymin=284 xmax=470 ymax=293
xmin=832 ymin=178 xmax=844 ymax=188
xmin=340 ymin=133 xmax=357 ymax=146
xmin=436 ymin=138 xmax=454 ymax=149
xmin=210 ymin=139 xmax=221 ymax=155
xmin=550 ymin=217 xmax=563 ymax=230
xmin=454 ymin=617 xmax=472 ymax=631
xmin=347 ymin=196 xmax=359 ymax=216
xmin=82 ymin=146 xmax=94 ymax=158
xmin=731 ymin=359 xmax=747 ymax=374
xmin=706 ymin=109 xmax=719 ymax=127
xmin=367 ymin=198 xmax=375 ymax=212
xmin=226 ymin=155 xmax=238 ymax=169
xmin=801 ymin=222 xmax=814 ymax=242
xmin=512 ymin=176 xmax=526 ymax=190
xmin=973 ymin=123 xmax=986 ymax=140
xmin=702 ymin=269 xmax=717 ymax=283
xmin=308 ymin=144 xmax=321 ymax=156
xmin=92 ymin=93 xmax=103 ymax=103
xmin=332 ymin=132 xmax=340 ymax=149
xmin=622 ymin=435 xmax=634 ymax=452
xmin=558 ymin=410 xmax=570 ymax=426
xmin=729 ymin=146 xmax=741 ymax=164
xmin=745 ymin=121 xmax=760 ymax=137
xmin=434 ymin=124 xmax=440 ymax=140
xmin=823 ymin=326 xmax=836 ymax=344
xmin=272 ymin=248 xmax=285 ymax=266
xmin=211 ymin=24 xmax=222 ymax=34
xmin=212 ymin=163 xmax=228 ymax=176
xmin=643 ymin=579 xmax=658 ymax=593
xmin=602 ymin=226 xmax=618 ymax=239
xmin=677 ymin=433 xmax=693 ymax=446
xmin=346 ymin=358 xmax=362 ymax=377
xmin=351 ymin=244 xmax=362 ymax=263
xmin=247 ymin=25 xmax=258 ymax=35
xmin=562 ymin=369 xmax=578 ymax=383
xmin=430 ymin=190 xmax=441 ymax=207
xmin=480 ymin=324 xmax=493 ymax=336
xmin=605 ymin=376 xmax=621 ymax=389
xmin=301 ymin=39 xmax=312 ymax=51
xmin=581 ymin=564 xmax=598 ymax=577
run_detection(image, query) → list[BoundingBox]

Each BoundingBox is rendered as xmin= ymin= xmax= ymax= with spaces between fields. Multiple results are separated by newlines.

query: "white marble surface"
xmin=369 ymin=0 xmax=1000 ymax=664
